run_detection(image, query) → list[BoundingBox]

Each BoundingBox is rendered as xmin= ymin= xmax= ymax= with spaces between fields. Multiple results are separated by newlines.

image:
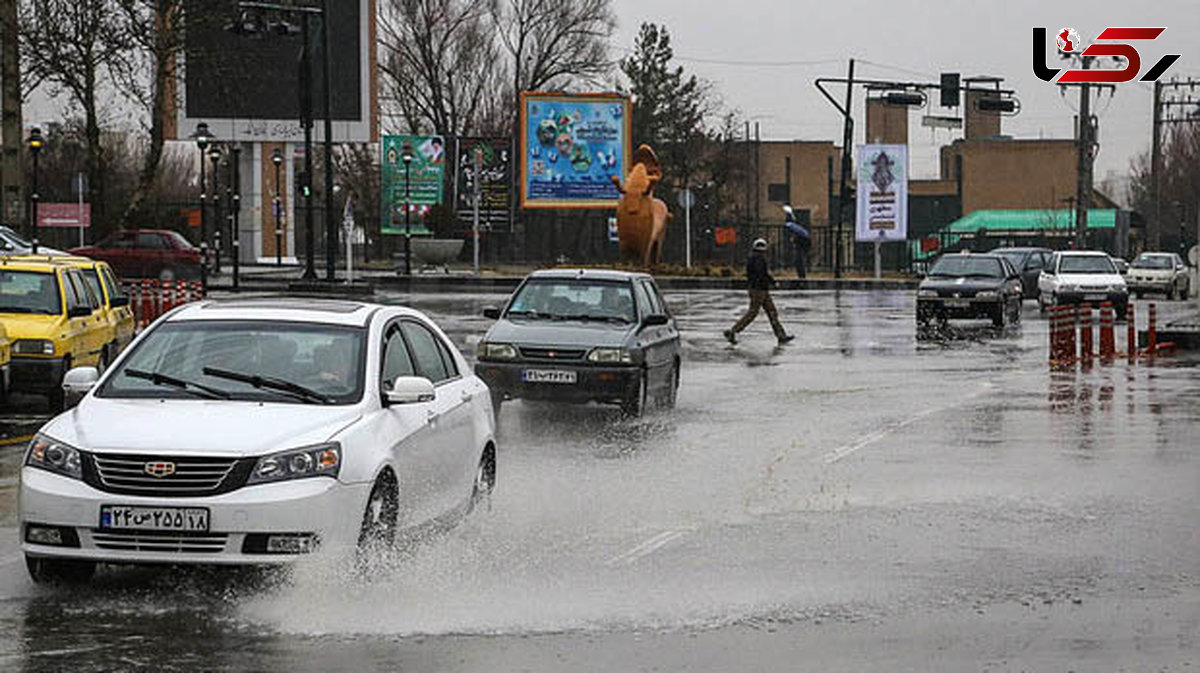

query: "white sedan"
xmin=19 ymin=299 xmax=497 ymax=583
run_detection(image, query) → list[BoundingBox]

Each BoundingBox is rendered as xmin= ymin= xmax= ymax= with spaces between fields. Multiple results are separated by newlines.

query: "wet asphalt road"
xmin=0 ymin=290 xmax=1197 ymax=672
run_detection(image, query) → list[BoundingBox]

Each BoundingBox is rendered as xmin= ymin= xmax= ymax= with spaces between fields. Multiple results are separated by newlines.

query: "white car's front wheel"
xmin=357 ymin=472 xmax=398 ymax=555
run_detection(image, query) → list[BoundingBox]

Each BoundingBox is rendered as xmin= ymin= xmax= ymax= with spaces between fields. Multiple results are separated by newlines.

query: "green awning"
xmin=943 ymin=208 xmax=1116 ymax=234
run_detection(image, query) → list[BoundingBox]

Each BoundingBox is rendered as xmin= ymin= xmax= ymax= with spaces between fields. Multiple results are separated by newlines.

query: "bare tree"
xmin=109 ymin=0 xmax=187 ymax=225
xmin=492 ymin=0 xmax=615 ymax=97
xmin=20 ymin=0 xmax=130 ymax=234
xmin=379 ymin=0 xmax=504 ymax=136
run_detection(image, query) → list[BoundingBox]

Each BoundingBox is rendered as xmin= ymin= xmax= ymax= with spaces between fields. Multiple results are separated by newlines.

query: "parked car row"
xmin=0 ymin=255 xmax=134 ymax=409
xmin=18 ymin=270 xmax=679 ymax=584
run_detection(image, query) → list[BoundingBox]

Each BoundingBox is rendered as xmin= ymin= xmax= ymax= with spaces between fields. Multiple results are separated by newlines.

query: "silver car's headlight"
xmin=587 ymin=347 xmax=633 ymax=364
xmin=477 ymin=342 xmax=518 ymax=361
xmin=248 ymin=443 xmax=341 ymax=485
xmin=976 ymin=290 xmax=999 ymax=299
xmin=917 ymin=289 xmax=938 ymax=298
xmin=25 ymin=435 xmax=83 ymax=480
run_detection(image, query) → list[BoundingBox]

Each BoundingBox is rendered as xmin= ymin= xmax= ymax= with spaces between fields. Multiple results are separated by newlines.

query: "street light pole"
xmin=231 ymin=145 xmax=241 ymax=291
xmin=193 ymin=123 xmax=211 ymax=295
xmin=27 ymin=128 xmax=42 ymax=255
xmin=300 ymin=13 xmax=316 ymax=280
xmin=272 ymin=148 xmax=283 ymax=266
xmin=402 ymin=142 xmax=413 ymax=276
xmin=209 ymin=146 xmax=223 ymax=275
xmin=321 ymin=0 xmax=335 ymax=282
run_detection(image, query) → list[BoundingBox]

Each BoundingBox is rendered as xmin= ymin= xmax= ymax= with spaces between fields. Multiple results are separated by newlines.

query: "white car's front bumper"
xmin=19 ymin=468 xmax=370 ymax=565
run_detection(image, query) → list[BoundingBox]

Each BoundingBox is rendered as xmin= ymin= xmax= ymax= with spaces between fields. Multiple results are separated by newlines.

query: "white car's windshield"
xmin=508 ymin=280 xmax=636 ymax=323
xmin=0 ymin=270 xmax=61 ymax=315
xmin=99 ymin=321 xmax=367 ymax=404
xmin=1132 ymin=255 xmax=1173 ymax=270
xmin=1059 ymin=256 xmax=1116 ymax=275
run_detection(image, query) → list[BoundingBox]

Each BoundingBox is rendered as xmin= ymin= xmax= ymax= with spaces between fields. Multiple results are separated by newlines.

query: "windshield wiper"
xmin=506 ymin=309 xmax=551 ymax=320
xmin=562 ymin=314 xmax=632 ymax=324
xmin=202 ymin=367 xmax=333 ymax=405
xmin=0 ymin=307 xmax=37 ymax=314
xmin=124 ymin=368 xmax=232 ymax=400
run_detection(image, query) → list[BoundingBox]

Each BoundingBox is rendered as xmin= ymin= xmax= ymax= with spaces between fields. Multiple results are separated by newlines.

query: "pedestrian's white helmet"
xmin=752 ymin=238 xmax=768 ymax=251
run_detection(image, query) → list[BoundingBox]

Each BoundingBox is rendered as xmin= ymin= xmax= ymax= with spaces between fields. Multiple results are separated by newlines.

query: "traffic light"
xmin=883 ymin=91 xmax=925 ymax=106
xmin=940 ymin=73 xmax=960 ymax=107
xmin=977 ymin=96 xmax=1018 ymax=113
xmin=297 ymin=171 xmax=311 ymax=198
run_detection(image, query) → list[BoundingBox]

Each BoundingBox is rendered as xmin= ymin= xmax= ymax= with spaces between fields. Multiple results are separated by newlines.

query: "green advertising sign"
xmin=381 ymin=134 xmax=446 ymax=235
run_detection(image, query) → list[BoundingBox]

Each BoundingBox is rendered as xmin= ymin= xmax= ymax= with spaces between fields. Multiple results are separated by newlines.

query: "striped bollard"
xmin=161 ymin=279 xmax=175 ymax=314
xmin=1099 ymin=302 xmax=1115 ymax=360
xmin=1147 ymin=303 xmax=1157 ymax=355
xmin=140 ymin=279 xmax=154 ymax=327
xmin=1127 ymin=302 xmax=1136 ymax=361
xmin=1079 ymin=303 xmax=1094 ymax=363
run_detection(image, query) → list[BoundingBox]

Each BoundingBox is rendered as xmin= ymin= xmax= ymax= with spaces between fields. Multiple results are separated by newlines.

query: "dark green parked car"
xmin=475 ymin=269 xmax=681 ymax=417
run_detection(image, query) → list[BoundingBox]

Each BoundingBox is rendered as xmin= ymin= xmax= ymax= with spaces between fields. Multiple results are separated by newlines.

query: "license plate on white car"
xmin=99 ymin=505 xmax=210 ymax=532
xmin=522 ymin=369 xmax=577 ymax=384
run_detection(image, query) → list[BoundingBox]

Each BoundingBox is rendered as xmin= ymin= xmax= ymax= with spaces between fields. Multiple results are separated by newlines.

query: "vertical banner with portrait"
xmin=381 ymin=134 xmax=446 ymax=235
xmin=855 ymin=144 xmax=909 ymax=242
xmin=519 ymin=92 xmax=632 ymax=209
xmin=454 ymin=137 xmax=512 ymax=231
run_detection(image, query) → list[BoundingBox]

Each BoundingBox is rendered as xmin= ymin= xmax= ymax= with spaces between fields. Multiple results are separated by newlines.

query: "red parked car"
xmin=72 ymin=229 xmax=202 ymax=281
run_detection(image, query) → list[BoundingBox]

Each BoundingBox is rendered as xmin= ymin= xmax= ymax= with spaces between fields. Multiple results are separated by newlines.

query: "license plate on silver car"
xmin=1084 ymin=294 xmax=1107 ymax=301
xmin=944 ymin=299 xmax=970 ymax=308
xmin=99 ymin=505 xmax=210 ymax=532
xmin=522 ymin=369 xmax=577 ymax=384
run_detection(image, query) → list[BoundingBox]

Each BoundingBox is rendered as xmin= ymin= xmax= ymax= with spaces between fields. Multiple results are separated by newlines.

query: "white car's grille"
xmin=91 ymin=531 xmax=228 ymax=554
xmin=85 ymin=454 xmax=252 ymax=497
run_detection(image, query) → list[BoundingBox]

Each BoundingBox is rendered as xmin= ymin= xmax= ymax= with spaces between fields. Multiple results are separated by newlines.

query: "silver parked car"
xmin=475 ymin=269 xmax=681 ymax=417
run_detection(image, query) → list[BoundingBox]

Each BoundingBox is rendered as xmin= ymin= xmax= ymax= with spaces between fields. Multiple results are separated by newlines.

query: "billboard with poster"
xmin=519 ymin=92 xmax=631 ymax=209
xmin=454 ymin=137 xmax=512 ymax=231
xmin=381 ymin=134 xmax=446 ymax=235
xmin=855 ymin=144 xmax=909 ymax=242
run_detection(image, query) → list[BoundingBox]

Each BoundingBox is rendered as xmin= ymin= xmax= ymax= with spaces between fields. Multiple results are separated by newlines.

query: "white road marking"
xmin=820 ymin=384 xmax=995 ymax=464
xmin=606 ymin=529 xmax=692 ymax=567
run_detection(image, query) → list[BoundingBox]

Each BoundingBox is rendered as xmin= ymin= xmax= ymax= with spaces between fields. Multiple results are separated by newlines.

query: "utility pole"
xmin=834 ymin=59 xmax=856 ymax=279
xmin=1149 ymin=78 xmax=1200 ymax=254
xmin=0 ymin=0 xmax=22 ymax=227
xmin=321 ymin=0 xmax=335 ymax=282
xmin=1074 ymin=57 xmax=1092 ymax=249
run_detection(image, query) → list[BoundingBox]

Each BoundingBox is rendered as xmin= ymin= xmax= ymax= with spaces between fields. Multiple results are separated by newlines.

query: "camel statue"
xmin=611 ymin=145 xmax=670 ymax=268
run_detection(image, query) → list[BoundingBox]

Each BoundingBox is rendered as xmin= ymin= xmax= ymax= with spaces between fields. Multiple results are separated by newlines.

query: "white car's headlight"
xmin=25 ymin=435 xmax=83 ymax=480
xmin=477 ymin=342 xmax=518 ymax=361
xmin=917 ymin=289 xmax=938 ymax=298
xmin=587 ymin=347 xmax=633 ymax=364
xmin=248 ymin=443 xmax=341 ymax=485
xmin=976 ymin=290 xmax=999 ymax=299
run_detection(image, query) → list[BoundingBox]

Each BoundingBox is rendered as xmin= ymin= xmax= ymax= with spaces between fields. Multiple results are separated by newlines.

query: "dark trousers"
xmin=794 ymin=241 xmax=809 ymax=278
xmin=731 ymin=290 xmax=786 ymax=338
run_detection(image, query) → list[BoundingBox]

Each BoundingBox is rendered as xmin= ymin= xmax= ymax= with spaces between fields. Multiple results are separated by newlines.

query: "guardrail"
xmin=120 ymin=279 xmax=204 ymax=328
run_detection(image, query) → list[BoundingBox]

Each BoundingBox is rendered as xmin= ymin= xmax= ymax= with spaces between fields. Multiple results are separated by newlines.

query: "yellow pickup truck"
xmin=0 ymin=257 xmax=111 ymax=409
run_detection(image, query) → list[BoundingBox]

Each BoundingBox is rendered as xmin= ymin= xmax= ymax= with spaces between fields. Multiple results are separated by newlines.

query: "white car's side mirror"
xmin=62 ymin=366 xmax=100 ymax=406
xmin=385 ymin=376 xmax=436 ymax=406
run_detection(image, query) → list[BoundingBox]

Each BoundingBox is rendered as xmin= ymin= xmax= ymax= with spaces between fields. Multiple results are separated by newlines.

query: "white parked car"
xmin=1037 ymin=251 xmax=1129 ymax=320
xmin=19 ymin=299 xmax=497 ymax=583
xmin=1127 ymin=252 xmax=1191 ymax=300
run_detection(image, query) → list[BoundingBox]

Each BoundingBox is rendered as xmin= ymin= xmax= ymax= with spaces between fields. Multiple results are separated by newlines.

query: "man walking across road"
xmin=783 ymin=205 xmax=811 ymax=279
xmin=724 ymin=238 xmax=795 ymax=345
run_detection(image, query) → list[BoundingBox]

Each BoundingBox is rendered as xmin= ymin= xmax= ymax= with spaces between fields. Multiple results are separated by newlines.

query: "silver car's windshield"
xmin=98 ymin=321 xmax=367 ymax=404
xmin=1132 ymin=255 xmax=1173 ymax=270
xmin=508 ymin=279 xmax=637 ymax=323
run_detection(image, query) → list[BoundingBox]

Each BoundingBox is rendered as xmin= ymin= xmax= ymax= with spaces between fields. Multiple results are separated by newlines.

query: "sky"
xmin=609 ymin=0 xmax=1200 ymax=202
xmin=23 ymin=0 xmax=1199 ymax=205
